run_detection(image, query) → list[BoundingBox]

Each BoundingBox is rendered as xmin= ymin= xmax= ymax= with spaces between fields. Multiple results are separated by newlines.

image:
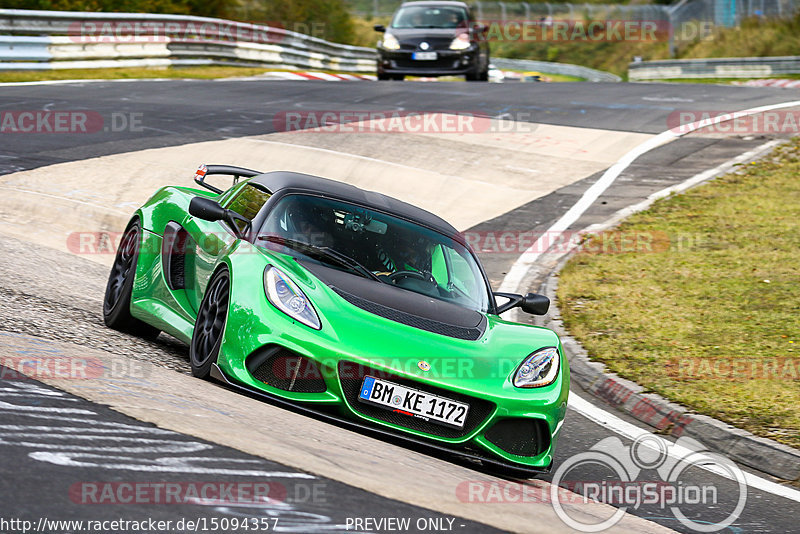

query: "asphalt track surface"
xmin=1 ymin=79 xmax=799 ymax=533
xmin=0 ymin=362 xmax=504 ymax=534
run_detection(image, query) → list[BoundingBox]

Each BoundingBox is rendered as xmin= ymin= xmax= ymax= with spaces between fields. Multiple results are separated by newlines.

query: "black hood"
xmin=300 ymin=260 xmax=487 ymax=340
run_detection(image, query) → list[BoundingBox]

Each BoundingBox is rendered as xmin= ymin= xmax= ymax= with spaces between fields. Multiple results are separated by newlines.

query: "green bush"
xmin=238 ymin=0 xmax=356 ymax=44
xmin=2 ymin=0 xmax=232 ymax=18
xmin=4 ymin=0 xmax=358 ymax=44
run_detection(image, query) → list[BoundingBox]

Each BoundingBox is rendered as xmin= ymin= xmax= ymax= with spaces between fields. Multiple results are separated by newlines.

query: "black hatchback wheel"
xmin=190 ymin=268 xmax=230 ymax=378
xmin=103 ymin=219 xmax=160 ymax=339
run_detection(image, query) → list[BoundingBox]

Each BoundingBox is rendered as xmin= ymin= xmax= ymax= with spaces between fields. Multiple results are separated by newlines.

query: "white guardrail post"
xmin=0 ymin=8 xmax=377 ymax=72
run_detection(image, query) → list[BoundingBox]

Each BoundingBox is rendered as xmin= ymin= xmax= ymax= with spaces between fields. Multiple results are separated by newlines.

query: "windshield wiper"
xmin=259 ymin=236 xmax=384 ymax=284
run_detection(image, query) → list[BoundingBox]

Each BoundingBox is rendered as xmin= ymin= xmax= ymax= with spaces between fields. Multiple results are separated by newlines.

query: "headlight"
xmin=513 ymin=347 xmax=560 ymax=388
xmin=449 ymin=33 xmax=471 ymax=50
xmin=264 ymin=266 xmax=321 ymax=330
xmin=381 ymin=33 xmax=400 ymax=50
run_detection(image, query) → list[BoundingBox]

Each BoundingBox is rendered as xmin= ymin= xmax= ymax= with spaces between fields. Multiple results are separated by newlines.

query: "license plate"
xmin=412 ymin=52 xmax=437 ymax=61
xmin=358 ymin=376 xmax=469 ymax=429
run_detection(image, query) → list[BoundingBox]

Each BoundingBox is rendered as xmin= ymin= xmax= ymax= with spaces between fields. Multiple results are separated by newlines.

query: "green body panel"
xmin=126 ymin=183 xmax=570 ymax=469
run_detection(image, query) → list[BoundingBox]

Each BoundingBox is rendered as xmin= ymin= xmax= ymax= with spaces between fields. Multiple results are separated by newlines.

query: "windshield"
xmin=258 ymin=194 xmax=490 ymax=313
xmin=390 ymin=6 xmax=469 ymax=29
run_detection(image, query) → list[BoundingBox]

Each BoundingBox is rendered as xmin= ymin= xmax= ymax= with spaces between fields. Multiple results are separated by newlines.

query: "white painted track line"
xmin=499 ymin=98 xmax=800 ymax=503
xmin=499 ymin=99 xmax=800 ymax=292
xmin=581 ymin=139 xmax=783 ymax=236
xmin=570 ymin=393 xmax=800 ymax=503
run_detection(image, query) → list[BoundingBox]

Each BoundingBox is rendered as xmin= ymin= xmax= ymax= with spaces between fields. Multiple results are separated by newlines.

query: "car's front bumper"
xmin=211 ymin=362 xmax=557 ymax=475
xmin=215 ymin=252 xmax=568 ymax=470
xmin=377 ymin=47 xmax=478 ymax=76
xmin=216 ymin=320 xmax=568 ymax=470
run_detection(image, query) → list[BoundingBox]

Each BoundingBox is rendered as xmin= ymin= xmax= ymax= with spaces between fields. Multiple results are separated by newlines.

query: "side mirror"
xmin=189 ymin=196 xmax=252 ymax=240
xmin=494 ymin=292 xmax=550 ymax=315
xmin=374 ymin=24 xmax=386 ymax=32
xmin=520 ymin=293 xmax=550 ymax=315
xmin=189 ymin=197 xmax=226 ymax=222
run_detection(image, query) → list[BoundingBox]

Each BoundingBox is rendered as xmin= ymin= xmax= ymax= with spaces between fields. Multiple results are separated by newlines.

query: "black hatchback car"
xmin=374 ymin=1 xmax=490 ymax=81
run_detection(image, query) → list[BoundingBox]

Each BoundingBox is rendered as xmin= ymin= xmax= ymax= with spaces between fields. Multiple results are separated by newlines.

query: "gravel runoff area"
xmin=0 ymin=235 xmax=191 ymax=373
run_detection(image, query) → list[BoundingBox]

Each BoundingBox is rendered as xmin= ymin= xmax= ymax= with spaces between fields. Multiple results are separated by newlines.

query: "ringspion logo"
xmin=550 ymin=435 xmax=746 ymax=532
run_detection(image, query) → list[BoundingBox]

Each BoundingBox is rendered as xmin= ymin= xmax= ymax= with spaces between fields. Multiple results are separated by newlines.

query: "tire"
xmin=392 ymin=75 xmax=405 ymax=81
xmin=467 ymin=69 xmax=489 ymax=82
xmin=103 ymin=219 xmax=160 ymax=339
xmin=377 ymin=72 xmax=390 ymax=81
xmin=190 ymin=267 xmax=230 ymax=379
xmin=467 ymin=58 xmax=490 ymax=82
xmin=482 ymin=56 xmax=491 ymax=81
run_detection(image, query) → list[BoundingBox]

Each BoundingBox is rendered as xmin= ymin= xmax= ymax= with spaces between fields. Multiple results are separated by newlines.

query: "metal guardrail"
xmin=0 ymin=9 xmax=376 ymax=72
xmin=0 ymin=8 xmax=622 ymax=80
xmin=628 ymin=56 xmax=800 ymax=80
xmin=492 ymin=57 xmax=621 ymax=82
xmin=0 ymin=9 xmax=617 ymax=80
xmin=0 ymin=35 xmax=51 ymax=61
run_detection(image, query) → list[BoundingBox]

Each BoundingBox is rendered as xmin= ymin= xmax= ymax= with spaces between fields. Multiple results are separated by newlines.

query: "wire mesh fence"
xmin=345 ymin=0 xmax=672 ymax=19
xmin=345 ymin=0 xmax=798 ymax=56
xmin=346 ymin=0 xmax=796 ymax=21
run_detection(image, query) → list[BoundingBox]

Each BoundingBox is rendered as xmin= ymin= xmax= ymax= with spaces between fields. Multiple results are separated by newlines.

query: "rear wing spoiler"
xmin=193 ymin=164 xmax=263 ymax=194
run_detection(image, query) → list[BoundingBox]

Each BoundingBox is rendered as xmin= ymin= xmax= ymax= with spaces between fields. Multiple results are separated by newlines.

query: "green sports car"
xmin=103 ymin=164 xmax=569 ymax=473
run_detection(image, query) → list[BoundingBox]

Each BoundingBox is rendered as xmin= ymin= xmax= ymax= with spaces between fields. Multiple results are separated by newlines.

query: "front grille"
xmin=393 ymin=57 xmax=461 ymax=70
xmin=332 ymin=287 xmax=484 ymax=341
xmin=247 ymin=346 xmax=326 ymax=393
xmin=338 ymin=361 xmax=495 ymax=439
xmin=484 ymin=418 xmax=550 ymax=457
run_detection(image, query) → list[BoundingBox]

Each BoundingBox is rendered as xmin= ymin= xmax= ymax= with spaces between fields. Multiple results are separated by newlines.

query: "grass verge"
xmin=558 ymin=138 xmax=800 ymax=449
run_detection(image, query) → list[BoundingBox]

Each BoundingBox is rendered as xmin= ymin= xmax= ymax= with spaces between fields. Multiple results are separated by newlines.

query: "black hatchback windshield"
xmin=258 ymin=194 xmax=490 ymax=312
xmin=391 ymin=5 xmax=469 ymax=29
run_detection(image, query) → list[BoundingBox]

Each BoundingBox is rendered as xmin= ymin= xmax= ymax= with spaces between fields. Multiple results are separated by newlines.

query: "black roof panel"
xmin=250 ymin=171 xmax=460 ymax=238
